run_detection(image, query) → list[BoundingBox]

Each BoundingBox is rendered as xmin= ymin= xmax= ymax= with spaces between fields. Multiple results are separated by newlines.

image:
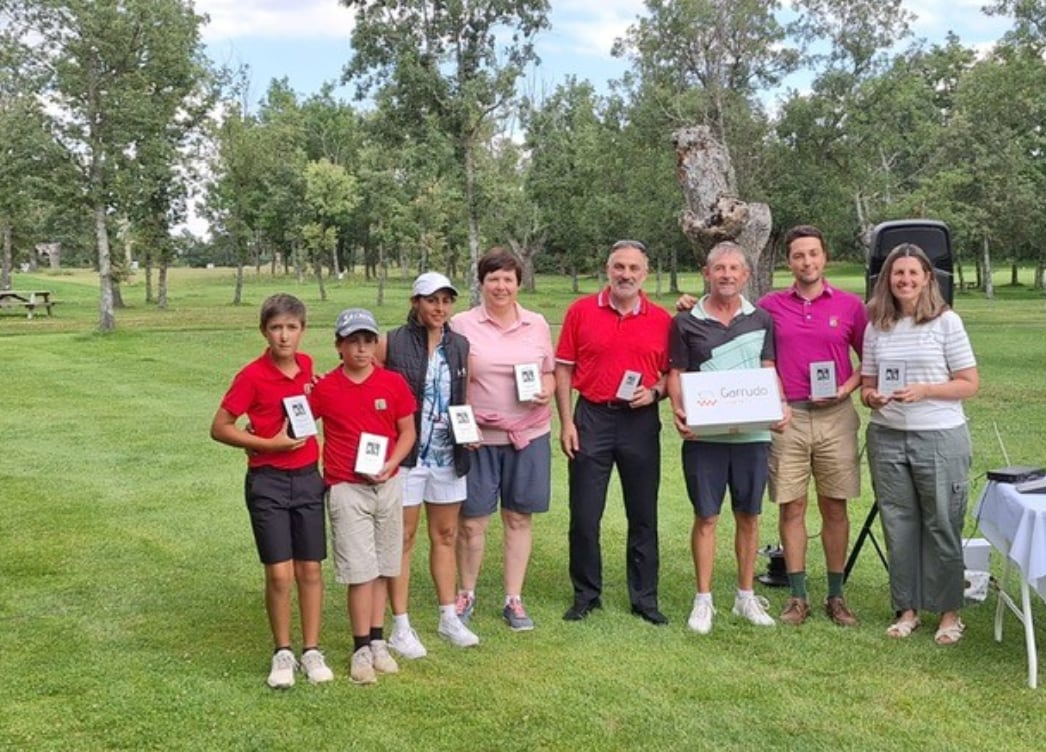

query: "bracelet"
xmin=651 ymin=386 xmax=662 ymax=402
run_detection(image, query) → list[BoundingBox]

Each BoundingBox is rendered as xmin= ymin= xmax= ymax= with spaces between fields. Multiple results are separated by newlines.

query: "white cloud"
xmin=193 ymin=0 xmax=353 ymax=41
xmin=905 ymin=0 xmax=1009 ymax=42
xmin=542 ymin=0 xmax=645 ymax=58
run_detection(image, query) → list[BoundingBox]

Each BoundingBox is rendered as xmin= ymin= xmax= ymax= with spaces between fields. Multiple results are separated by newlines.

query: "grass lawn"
xmin=2 ymin=264 xmax=1046 ymax=751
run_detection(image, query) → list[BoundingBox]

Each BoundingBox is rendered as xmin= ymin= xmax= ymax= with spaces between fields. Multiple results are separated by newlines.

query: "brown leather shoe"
xmin=780 ymin=596 xmax=810 ymax=625
xmin=825 ymin=596 xmax=859 ymax=627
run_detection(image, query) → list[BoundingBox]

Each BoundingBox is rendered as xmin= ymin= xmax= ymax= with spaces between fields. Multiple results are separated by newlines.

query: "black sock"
xmin=369 ymin=626 xmax=384 ymax=642
xmin=274 ymin=645 xmax=292 ymax=655
xmin=353 ymin=635 xmax=370 ymax=652
xmin=302 ymin=646 xmax=319 ymax=654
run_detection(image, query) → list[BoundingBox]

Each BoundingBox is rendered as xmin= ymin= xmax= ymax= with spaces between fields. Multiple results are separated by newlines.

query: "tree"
xmin=521 ymin=79 xmax=607 ymax=290
xmin=342 ymin=0 xmax=550 ymax=305
xmin=2 ymin=0 xmax=209 ymax=330
xmin=302 ymin=158 xmax=359 ymax=300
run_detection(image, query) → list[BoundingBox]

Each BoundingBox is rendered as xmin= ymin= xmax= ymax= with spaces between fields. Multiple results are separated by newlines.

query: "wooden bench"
xmin=0 ymin=290 xmax=56 ymax=319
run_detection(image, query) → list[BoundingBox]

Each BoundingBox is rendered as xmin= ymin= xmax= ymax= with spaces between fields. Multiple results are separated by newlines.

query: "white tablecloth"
xmin=975 ymin=481 xmax=1046 ymax=600
xmin=974 ymin=481 xmax=1046 ymax=688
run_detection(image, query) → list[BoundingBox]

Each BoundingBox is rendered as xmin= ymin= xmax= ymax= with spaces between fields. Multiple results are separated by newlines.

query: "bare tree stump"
xmin=673 ymin=125 xmax=773 ymax=298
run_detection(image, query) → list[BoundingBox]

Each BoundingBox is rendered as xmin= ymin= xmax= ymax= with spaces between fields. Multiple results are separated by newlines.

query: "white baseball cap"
xmin=412 ymin=271 xmax=459 ymax=298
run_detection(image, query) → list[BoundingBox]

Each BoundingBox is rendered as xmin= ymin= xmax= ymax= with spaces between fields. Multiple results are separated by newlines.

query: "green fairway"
xmin=3 ymin=265 xmax=1046 ymax=751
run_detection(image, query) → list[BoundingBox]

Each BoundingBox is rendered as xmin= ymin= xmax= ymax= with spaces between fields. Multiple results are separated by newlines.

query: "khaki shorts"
xmin=328 ymin=476 xmax=403 ymax=585
xmin=769 ymin=399 xmax=860 ymax=504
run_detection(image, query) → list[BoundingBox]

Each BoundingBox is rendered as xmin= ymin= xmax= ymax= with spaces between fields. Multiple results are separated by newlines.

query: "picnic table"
xmin=0 ymin=290 xmax=56 ymax=319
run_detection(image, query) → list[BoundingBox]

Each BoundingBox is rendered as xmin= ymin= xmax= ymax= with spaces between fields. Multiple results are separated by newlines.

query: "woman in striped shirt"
xmin=860 ymin=243 xmax=979 ymax=647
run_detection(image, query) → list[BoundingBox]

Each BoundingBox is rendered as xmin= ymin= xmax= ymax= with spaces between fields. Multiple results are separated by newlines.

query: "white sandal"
xmin=885 ymin=616 xmax=920 ymax=638
xmin=934 ymin=619 xmax=965 ymax=646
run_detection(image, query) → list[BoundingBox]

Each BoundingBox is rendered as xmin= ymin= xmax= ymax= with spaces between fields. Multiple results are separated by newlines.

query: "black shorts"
xmin=244 ymin=464 xmax=327 ymax=564
xmin=682 ymin=441 xmax=769 ymax=519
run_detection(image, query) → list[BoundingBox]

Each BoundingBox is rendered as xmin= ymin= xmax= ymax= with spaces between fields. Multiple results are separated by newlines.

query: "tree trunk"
xmin=1011 ymin=261 xmax=1019 ymax=286
xmin=1035 ymin=252 xmax=1044 ymax=290
xmin=376 ymin=243 xmax=386 ymax=307
xmin=1 ymin=219 xmax=12 ymax=290
xmin=293 ymin=240 xmax=304 ymax=284
xmin=508 ymin=236 xmax=542 ymax=293
xmin=571 ymin=266 xmax=579 ymax=294
xmin=673 ymin=125 xmax=772 ymax=300
xmin=464 ymin=141 xmax=481 ymax=308
xmin=983 ymin=236 xmax=994 ymax=300
xmin=669 ymin=245 xmax=679 ymax=294
xmin=158 ymin=257 xmax=169 ymax=309
xmin=95 ymin=204 xmax=116 ymax=331
xmin=145 ymin=250 xmax=154 ymax=304
xmin=315 ymin=247 xmax=328 ymax=302
xmin=233 ymin=260 xmax=244 ymax=305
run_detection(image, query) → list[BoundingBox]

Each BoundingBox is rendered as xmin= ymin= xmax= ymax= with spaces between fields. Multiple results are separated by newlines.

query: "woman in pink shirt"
xmin=450 ymin=248 xmax=555 ymax=631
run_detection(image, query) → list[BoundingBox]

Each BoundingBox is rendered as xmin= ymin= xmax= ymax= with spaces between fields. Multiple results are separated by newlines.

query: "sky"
xmin=195 ymin=0 xmax=1015 ymax=108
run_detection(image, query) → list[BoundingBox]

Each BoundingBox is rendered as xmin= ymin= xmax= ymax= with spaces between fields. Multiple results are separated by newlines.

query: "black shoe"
xmin=631 ymin=605 xmax=669 ymax=625
xmin=563 ymin=598 xmax=602 ymax=621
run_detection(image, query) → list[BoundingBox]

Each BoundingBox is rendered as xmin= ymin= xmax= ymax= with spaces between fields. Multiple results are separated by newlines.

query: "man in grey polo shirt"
xmin=666 ymin=242 xmax=790 ymax=635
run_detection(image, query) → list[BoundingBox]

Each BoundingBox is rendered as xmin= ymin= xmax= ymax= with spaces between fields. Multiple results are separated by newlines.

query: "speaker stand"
xmin=843 ymin=500 xmax=889 ymax=582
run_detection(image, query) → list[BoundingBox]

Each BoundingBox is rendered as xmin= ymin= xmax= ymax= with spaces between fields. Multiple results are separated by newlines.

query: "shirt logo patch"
xmin=828 ymin=316 xmax=839 ymax=328
xmin=375 ymin=399 xmax=387 ymax=410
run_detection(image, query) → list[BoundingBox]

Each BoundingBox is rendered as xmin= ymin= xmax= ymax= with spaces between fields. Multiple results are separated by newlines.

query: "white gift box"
xmin=680 ymin=367 xmax=783 ymax=436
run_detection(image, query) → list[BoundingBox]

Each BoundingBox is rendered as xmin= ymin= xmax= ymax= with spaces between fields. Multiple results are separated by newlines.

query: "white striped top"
xmin=861 ymin=311 xmax=976 ymax=430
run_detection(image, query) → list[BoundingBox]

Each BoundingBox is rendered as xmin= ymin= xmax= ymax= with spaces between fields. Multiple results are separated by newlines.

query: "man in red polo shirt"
xmin=555 ymin=240 xmax=673 ymax=625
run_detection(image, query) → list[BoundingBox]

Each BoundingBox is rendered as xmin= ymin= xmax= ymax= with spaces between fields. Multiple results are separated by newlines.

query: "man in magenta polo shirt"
xmin=758 ymin=225 xmax=867 ymax=627
xmin=555 ymin=240 xmax=672 ymax=625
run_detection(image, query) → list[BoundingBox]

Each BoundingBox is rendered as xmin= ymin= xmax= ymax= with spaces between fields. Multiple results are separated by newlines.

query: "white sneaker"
xmin=300 ymin=649 xmax=333 ymax=684
xmin=687 ymin=600 xmax=716 ymax=635
xmin=350 ymin=646 xmax=376 ymax=685
xmin=732 ymin=594 xmax=776 ymax=626
xmin=266 ymin=648 xmax=297 ymax=689
xmin=389 ymin=627 xmax=428 ymax=660
xmin=369 ymin=640 xmax=399 ymax=674
xmin=438 ymin=614 xmax=480 ymax=647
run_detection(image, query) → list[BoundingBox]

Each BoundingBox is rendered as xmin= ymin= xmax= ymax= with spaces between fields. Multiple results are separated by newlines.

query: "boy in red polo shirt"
xmin=210 ymin=293 xmax=333 ymax=689
xmin=310 ymin=308 xmax=417 ymax=685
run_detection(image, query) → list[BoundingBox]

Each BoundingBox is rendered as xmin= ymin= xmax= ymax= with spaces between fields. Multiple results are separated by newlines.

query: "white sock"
xmin=695 ymin=592 xmax=713 ymax=605
xmin=438 ymin=604 xmax=457 ymax=621
xmin=736 ymin=589 xmax=754 ymax=600
xmin=392 ymin=613 xmax=410 ymax=631
xmin=504 ymin=594 xmax=521 ymax=606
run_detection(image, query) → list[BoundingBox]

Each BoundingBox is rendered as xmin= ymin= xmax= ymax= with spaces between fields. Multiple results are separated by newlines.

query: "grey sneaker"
xmin=389 ymin=627 xmax=428 ymax=659
xmin=300 ymin=649 xmax=333 ymax=684
xmin=732 ymin=594 xmax=776 ymax=626
xmin=502 ymin=597 xmax=535 ymax=631
xmin=369 ymin=640 xmax=399 ymax=674
xmin=267 ymin=648 xmax=297 ymax=689
xmin=455 ymin=591 xmax=476 ymax=624
xmin=350 ymin=646 xmax=376 ymax=685
xmin=438 ymin=614 xmax=480 ymax=647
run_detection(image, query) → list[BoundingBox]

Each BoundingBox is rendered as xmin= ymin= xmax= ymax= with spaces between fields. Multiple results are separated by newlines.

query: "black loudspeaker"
xmin=866 ymin=219 xmax=953 ymax=305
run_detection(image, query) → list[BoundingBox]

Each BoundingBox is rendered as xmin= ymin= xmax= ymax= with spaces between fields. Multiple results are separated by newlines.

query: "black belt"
xmin=248 ymin=462 xmax=319 ymax=477
xmin=581 ymin=396 xmax=634 ymax=410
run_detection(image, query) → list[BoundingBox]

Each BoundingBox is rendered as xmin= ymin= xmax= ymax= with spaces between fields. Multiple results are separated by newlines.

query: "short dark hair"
xmin=783 ymin=225 xmax=826 ymax=256
xmin=336 ymin=330 xmax=378 ymax=344
xmin=259 ymin=293 xmax=306 ymax=329
xmin=477 ymin=247 xmax=523 ymax=284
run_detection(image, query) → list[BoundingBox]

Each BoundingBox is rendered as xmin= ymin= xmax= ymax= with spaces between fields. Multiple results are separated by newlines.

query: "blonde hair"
xmin=867 ymin=243 xmax=948 ymax=330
